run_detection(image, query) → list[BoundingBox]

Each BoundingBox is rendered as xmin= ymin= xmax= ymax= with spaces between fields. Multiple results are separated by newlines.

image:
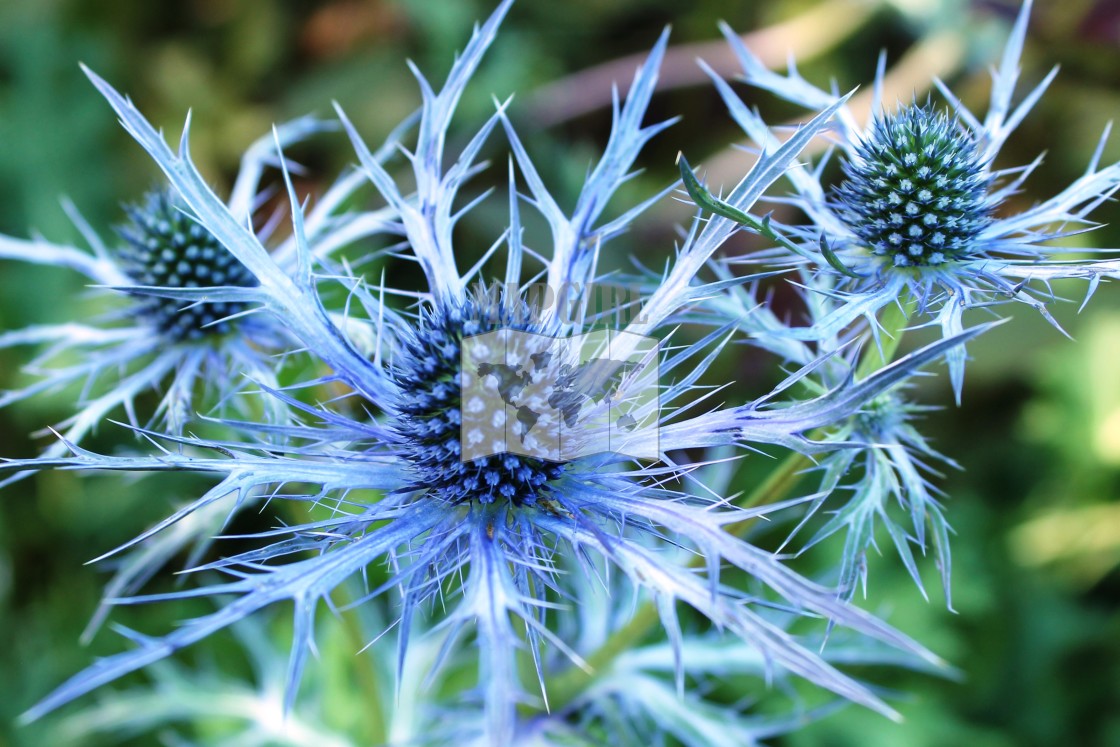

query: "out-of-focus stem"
xmin=335 ymin=585 xmax=389 ymax=745
xmin=545 ymin=602 xmax=660 ymax=712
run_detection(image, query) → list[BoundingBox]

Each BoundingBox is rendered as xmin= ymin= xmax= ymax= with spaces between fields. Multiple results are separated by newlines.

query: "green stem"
xmin=545 ymin=296 xmax=917 ymax=712
xmin=725 ymin=451 xmax=812 ymax=535
xmin=546 ymin=602 xmax=660 ymax=710
xmin=335 ymin=585 xmax=389 ymax=745
xmin=279 ymin=499 xmax=388 ymax=742
xmin=855 ymin=296 xmax=917 ymax=380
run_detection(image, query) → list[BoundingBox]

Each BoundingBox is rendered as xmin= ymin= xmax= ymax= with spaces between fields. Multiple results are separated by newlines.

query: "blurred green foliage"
xmin=1 ymin=0 xmax=1119 ymax=745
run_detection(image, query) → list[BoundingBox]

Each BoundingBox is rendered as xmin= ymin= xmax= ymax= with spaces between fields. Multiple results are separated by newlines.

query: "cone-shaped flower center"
xmin=117 ymin=190 xmax=258 ymax=340
xmin=391 ymin=298 xmax=565 ymax=507
xmin=834 ymin=105 xmax=993 ymax=268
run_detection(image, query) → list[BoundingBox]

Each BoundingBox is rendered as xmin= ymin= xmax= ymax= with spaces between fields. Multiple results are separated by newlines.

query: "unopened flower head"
xmin=0 ymin=118 xmax=400 ymax=456
xmin=820 ymin=388 xmax=955 ymax=603
xmin=834 ymin=104 xmax=993 ymax=269
xmin=117 ymin=189 xmax=258 ymax=339
xmin=703 ymin=0 xmax=1120 ymax=397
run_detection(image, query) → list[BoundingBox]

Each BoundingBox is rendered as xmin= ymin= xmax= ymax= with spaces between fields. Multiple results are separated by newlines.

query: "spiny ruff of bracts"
xmin=389 ymin=297 xmax=565 ymax=507
xmin=834 ymin=105 xmax=994 ymax=269
xmin=853 ymin=391 xmax=908 ymax=440
xmin=116 ymin=190 xmax=258 ymax=340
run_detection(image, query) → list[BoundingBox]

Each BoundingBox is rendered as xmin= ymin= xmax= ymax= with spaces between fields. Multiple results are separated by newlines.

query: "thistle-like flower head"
xmin=2 ymin=1 xmax=988 ymax=741
xmin=390 ymin=295 xmax=566 ymax=506
xmin=810 ymin=388 xmax=957 ymax=604
xmin=0 ymin=127 xmax=402 ymax=641
xmin=116 ymin=189 xmax=258 ymax=340
xmin=692 ymin=273 xmax=963 ymax=606
xmin=0 ymin=119 xmax=402 ymax=458
xmin=834 ymin=104 xmax=993 ymax=269
xmin=706 ymin=0 xmax=1120 ymax=397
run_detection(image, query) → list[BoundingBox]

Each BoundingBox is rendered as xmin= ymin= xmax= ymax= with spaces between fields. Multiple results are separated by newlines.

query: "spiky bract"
xmin=709 ymin=0 xmax=1120 ymax=398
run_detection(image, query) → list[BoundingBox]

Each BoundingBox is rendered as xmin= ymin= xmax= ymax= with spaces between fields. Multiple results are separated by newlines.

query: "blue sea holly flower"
xmin=705 ymin=0 xmax=1120 ymax=397
xmin=0 ymin=117 xmax=404 ymax=459
xmin=0 ymin=115 xmax=403 ymax=644
xmin=687 ymin=269 xmax=959 ymax=603
xmin=3 ymin=1 xmax=990 ymax=741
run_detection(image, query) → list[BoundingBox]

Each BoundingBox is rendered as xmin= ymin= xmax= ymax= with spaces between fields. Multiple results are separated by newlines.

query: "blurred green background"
xmin=1 ymin=0 xmax=1119 ymax=745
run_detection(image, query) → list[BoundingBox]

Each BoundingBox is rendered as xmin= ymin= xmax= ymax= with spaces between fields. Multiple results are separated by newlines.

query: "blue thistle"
xmin=116 ymin=189 xmax=258 ymax=339
xmin=805 ymin=389 xmax=957 ymax=605
xmin=706 ymin=0 xmax=1120 ymax=398
xmin=684 ymin=268 xmax=965 ymax=604
xmin=834 ymin=105 xmax=993 ymax=269
xmin=0 ymin=118 xmax=403 ymax=453
xmin=0 ymin=118 xmax=403 ymax=643
xmin=0 ymin=1 xmax=991 ymax=742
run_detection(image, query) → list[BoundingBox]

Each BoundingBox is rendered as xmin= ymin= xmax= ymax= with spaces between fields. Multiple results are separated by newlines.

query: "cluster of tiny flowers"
xmin=0 ymin=1 xmax=1113 ymax=745
xmin=117 ymin=190 xmax=258 ymax=339
xmin=834 ymin=105 xmax=993 ymax=268
xmin=390 ymin=296 xmax=565 ymax=507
